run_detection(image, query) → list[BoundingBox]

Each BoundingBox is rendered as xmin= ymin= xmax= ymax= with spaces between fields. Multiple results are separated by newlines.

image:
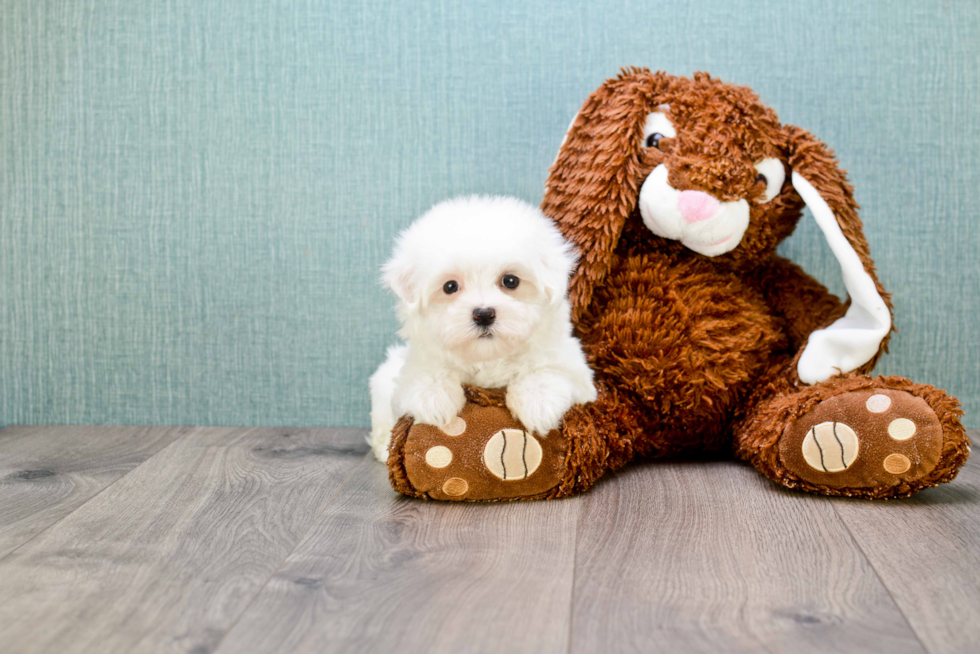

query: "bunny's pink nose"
xmin=677 ymin=191 xmax=720 ymax=223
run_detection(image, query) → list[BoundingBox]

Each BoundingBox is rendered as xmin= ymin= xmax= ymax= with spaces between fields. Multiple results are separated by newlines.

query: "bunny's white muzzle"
xmin=637 ymin=164 xmax=750 ymax=257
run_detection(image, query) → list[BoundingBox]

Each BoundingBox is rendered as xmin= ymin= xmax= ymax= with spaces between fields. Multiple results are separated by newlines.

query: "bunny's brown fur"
xmin=387 ymin=69 xmax=969 ymax=501
xmin=539 ymin=69 xmax=968 ymax=498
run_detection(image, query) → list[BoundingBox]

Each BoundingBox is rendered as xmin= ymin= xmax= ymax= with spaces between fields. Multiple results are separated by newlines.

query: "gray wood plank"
xmin=0 ymin=425 xmax=187 ymax=559
xmin=570 ymin=460 xmax=926 ymax=654
xmin=213 ymin=461 xmax=579 ymax=654
xmin=834 ymin=429 xmax=980 ymax=654
xmin=0 ymin=426 xmax=369 ymax=654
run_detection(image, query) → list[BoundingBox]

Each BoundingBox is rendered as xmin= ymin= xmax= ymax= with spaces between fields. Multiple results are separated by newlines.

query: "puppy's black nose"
xmin=472 ymin=307 xmax=496 ymax=327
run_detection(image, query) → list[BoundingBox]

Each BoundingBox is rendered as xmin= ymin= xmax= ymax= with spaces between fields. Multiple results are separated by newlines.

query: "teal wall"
xmin=1 ymin=1 xmax=978 ymax=428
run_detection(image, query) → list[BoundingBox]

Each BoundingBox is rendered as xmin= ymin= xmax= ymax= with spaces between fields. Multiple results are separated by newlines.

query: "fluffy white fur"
xmin=369 ymin=195 xmax=597 ymax=462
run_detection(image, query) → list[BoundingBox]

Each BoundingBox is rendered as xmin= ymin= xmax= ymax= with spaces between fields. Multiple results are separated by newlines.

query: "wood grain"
xmin=2 ymin=427 xmax=977 ymax=654
xmin=214 ymin=461 xmax=579 ymax=654
xmin=833 ymin=429 xmax=980 ymax=654
xmin=0 ymin=425 xmax=187 ymax=559
xmin=570 ymin=460 xmax=926 ymax=654
xmin=0 ymin=427 xmax=368 ymax=654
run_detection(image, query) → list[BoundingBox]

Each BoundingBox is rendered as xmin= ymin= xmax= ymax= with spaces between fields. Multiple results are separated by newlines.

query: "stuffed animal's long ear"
xmin=786 ymin=127 xmax=895 ymax=383
xmin=542 ymin=68 xmax=665 ymax=321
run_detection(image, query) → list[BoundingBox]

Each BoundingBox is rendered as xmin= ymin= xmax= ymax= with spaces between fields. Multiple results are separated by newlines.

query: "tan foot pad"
xmin=780 ymin=389 xmax=943 ymax=489
xmin=400 ymin=402 xmax=566 ymax=501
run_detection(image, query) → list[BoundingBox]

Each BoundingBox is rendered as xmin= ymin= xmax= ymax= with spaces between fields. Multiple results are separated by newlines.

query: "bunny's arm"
xmin=753 ymin=256 xmax=846 ymax=354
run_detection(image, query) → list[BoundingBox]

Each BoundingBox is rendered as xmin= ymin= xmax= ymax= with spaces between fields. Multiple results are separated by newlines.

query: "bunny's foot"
xmin=781 ymin=389 xmax=945 ymax=491
xmin=387 ymin=387 xmax=572 ymax=501
xmin=739 ymin=376 xmax=971 ymax=499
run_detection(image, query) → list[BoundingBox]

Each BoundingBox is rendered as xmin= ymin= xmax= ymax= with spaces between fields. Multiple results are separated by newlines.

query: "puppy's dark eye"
xmin=756 ymin=173 xmax=767 ymax=185
xmin=644 ymin=133 xmax=665 ymax=149
xmin=501 ymin=274 xmax=520 ymax=290
xmin=443 ymin=280 xmax=459 ymax=294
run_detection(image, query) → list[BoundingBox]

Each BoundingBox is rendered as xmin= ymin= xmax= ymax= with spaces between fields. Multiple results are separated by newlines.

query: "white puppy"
xmin=369 ymin=195 xmax=597 ymax=462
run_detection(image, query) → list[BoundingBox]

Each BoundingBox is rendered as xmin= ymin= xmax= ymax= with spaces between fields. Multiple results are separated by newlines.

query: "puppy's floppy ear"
xmin=786 ymin=126 xmax=895 ymax=383
xmin=542 ymin=68 xmax=669 ymax=321
xmin=535 ymin=235 xmax=578 ymax=305
xmin=381 ymin=248 xmax=422 ymax=307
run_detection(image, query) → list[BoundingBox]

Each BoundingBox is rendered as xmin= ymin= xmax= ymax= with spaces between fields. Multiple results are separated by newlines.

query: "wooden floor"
xmin=0 ymin=426 xmax=978 ymax=654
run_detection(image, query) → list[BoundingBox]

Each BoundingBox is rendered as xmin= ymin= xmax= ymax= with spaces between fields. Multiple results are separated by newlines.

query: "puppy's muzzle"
xmin=472 ymin=307 xmax=496 ymax=328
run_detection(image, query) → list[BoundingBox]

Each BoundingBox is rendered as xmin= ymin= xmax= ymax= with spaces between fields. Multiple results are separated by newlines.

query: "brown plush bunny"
xmin=387 ymin=69 xmax=970 ymax=501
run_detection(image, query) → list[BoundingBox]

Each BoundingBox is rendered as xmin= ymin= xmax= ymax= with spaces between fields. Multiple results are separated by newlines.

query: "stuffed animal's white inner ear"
xmin=793 ymin=172 xmax=891 ymax=384
xmin=559 ymin=111 xmax=579 ymax=149
xmin=547 ymin=110 xmax=581 ymax=178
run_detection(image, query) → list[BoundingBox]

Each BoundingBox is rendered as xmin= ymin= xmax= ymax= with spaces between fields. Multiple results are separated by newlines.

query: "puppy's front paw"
xmin=506 ymin=384 xmax=570 ymax=436
xmin=398 ymin=381 xmax=466 ymax=429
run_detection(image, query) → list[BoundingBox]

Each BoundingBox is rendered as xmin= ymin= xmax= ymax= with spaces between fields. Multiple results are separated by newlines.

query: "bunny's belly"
xmin=579 ymin=252 xmax=789 ymax=450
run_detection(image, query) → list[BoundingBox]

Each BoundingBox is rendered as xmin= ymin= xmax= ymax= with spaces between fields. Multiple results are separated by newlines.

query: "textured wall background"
xmin=1 ymin=0 xmax=978 ymax=428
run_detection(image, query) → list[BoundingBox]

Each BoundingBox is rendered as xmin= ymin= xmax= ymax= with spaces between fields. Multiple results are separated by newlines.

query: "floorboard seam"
xmin=830 ymin=501 xmax=932 ymax=654
xmin=565 ymin=495 xmax=582 ymax=654
xmin=210 ymin=450 xmax=372 ymax=653
xmin=0 ymin=425 xmax=195 ymax=565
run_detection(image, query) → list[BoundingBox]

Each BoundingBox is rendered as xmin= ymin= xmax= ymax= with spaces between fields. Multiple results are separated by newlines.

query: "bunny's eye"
xmin=753 ymin=158 xmax=786 ymax=204
xmin=643 ymin=110 xmax=676 ymax=151
xmin=645 ymin=133 xmax=664 ymax=149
